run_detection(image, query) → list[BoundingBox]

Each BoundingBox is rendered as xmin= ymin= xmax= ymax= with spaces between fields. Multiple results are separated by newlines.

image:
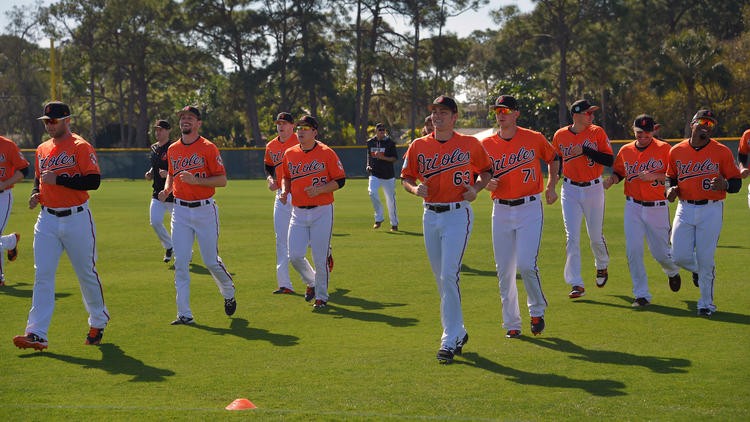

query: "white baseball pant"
xmin=492 ymin=196 xmax=547 ymax=331
xmin=561 ymin=179 xmax=609 ymax=286
xmin=671 ymin=200 xmax=723 ymax=312
xmin=0 ymin=190 xmax=16 ymax=281
xmin=288 ymin=204 xmax=333 ymax=301
xmin=25 ymin=202 xmax=109 ymax=339
xmin=274 ymin=191 xmax=314 ymax=290
xmin=149 ymin=198 xmax=173 ymax=250
xmin=423 ymin=201 xmax=472 ymax=351
xmin=368 ymin=176 xmax=398 ymax=226
xmin=171 ymin=198 xmax=234 ymax=319
xmin=624 ymin=199 xmax=680 ymax=301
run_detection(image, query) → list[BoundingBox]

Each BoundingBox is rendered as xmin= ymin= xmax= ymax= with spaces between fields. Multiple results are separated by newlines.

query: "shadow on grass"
xmin=309 ymin=288 xmax=419 ymax=327
xmin=166 ymin=262 xmax=236 ymax=277
xmin=189 ymin=318 xmax=300 ymax=346
xmin=582 ymin=296 xmax=750 ymax=325
xmin=19 ymin=344 xmax=175 ymax=382
xmin=0 ymin=282 xmax=72 ymax=300
xmin=459 ymin=352 xmax=627 ymax=397
xmin=521 ymin=337 xmax=690 ymax=374
xmin=385 ymin=229 xmax=423 ymax=237
xmin=716 ymin=244 xmax=747 ymax=249
xmin=460 ymin=264 xmax=496 ymax=277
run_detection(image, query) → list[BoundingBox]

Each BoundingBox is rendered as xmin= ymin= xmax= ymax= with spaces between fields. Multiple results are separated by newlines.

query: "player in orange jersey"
xmin=480 ymin=95 xmax=557 ymax=339
xmin=739 ymin=128 xmax=750 ymax=207
xmin=264 ymin=112 xmax=314 ymax=295
xmin=402 ymin=95 xmax=492 ymax=364
xmin=13 ymin=102 xmax=109 ymax=351
xmin=666 ymin=110 xmax=742 ymax=317
xmin=604 ymin=115 xmax=681 ymax=307
xmin=280 ymin=115 xmax=346 ymax=310
xmin=0 ymin=134 xmax=29 ymax=286
xmin=549 ymin=99 xmax=614 ymax=299
xmin=158 ymin=106 xmax=236 ymax=325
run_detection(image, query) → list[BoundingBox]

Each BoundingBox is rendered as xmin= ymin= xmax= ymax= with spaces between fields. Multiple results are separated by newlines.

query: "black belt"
xmin=44 ymin=206 xmax=84 ymax=217
xmin=426 ymin=203 xmax=461 ymax=213
xmin=496 ymin=196 xmax=537 ymax=207
xmin=298 ymin=205 xmax=318 ymax=209
xmin=685 ymin=199 xmax=719 ymax=205
xmin=627 ymin=197 xmax=666 ymax=207
xmin=177 ymin=199 xmax=211 ymax=208
xmin=564 ymin=177 xmax=600 ymax=187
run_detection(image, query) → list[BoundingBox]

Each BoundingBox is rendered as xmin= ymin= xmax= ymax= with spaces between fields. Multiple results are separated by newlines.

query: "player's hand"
xmin=741 ymin=168 xmax=750 ymax=179
xmin=485 ymin=178 xmax=498 ymax=192
xmin=279 ymin=190 xmax=289 ymax=205
xmin=637 ymin=171 xmax=657 ymax=182
xmin=603 ymin=176 xmax=614 ymax=189
xmin=545 ymin=186 xmax=558 ymax=204
xmin=29 ymin=193 xmax=39 ymax=209
xmin=40 ymin=171 xmax=57 ymax=185
xmin=304 ymin=184 xmax=320 ymax=197
xmin=157 ymin=189 xmax=170 ymax=202
xmin=462 ymin=183 xmax=478 ymax=202
xmin=569 ymin=144 xmax=583 ymax=156
xmin=178 ymin=172 xmax=198 ymax=185
xmin=666 ymin=186 xmax=679 ymax=202
xmin=415 ymin=183 xmax=428 ymax=198
xmin=709 ymin=177 xmax=728 ymax=191
xmin=267 ymin=177 xmax=279 ymax=191
xmin=145 ymin=170 xmax=153 ymax=181
xmin=158 ymin=169 xmax=168 ymax=178
xmin=366 ymin=166 xmax=372 ymax=173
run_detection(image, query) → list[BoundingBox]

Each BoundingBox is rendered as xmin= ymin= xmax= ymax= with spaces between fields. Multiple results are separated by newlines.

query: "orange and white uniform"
xmin=281 ymin=141 xmax=345 ymax=302
xmin=0 ymin=136 xmax=29 ymax=281
xmin=612 ymin=138 xmax=679 ymax=302
xmin=740 ymin=129 xmax=750 ymax=207
xmin=552 ymin=124 xmax=613 ymax=288
xmin=480 ymin=128 xmax=555 ymax=332
xmin=167 ymin=137 xmax=234 ymax=321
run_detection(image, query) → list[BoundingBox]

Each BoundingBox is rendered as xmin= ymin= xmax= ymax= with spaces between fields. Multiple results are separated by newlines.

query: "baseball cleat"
xmin=668 ymin=273 xmax=682 ymax=292
xmin=697 ymin=308 xmax=713 ymax=317
xmin=505 ymin=330 xmax=521 ymax=339
xmin=13 ymin=333 xmax=48 ymax=350
xmin=224 ymin=297 xmax=237 ymax=316
xmin=692 ymin=272 xmax=699 ymax=287
xmin=390 ymin=225 xmax=398 ymax=232
xmin=312 ymin=299 xmax=327 ymax=310
xmin=454 ymin=333 xmax=469 ymax=355
xmin=0 ymin=279 xmax=5 ymax=287
xmin=85 ymin=327 xmax=104 ymax=345
xmin=531 ymin=316 xmax=545 ymax=335
xmin=7 ymin=233 xmax=19 ymax=262
xmin=373 ymin=221 xmax=382 ymax=229
xmin=568 ymin=286 xmax=585 ymax=299
xmin=171 ymin=316 xmax=195 ymax=325
xmin=273 ymin=287 xmax=295 ymax=294
xmin=304 ymin=286 xmax=315 ymax=302
xmin=163 ymin=248 xmax=173 ymax=263
xmin=436 ymin=348 xmax=455 ymax=364
xmin=632 ymin=297 xmax=650 ymax=307
xmin=595 ymin=268 xmax=608 ymax=287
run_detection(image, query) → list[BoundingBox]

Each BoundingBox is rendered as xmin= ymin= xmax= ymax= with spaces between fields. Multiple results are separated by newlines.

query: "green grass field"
xmin=1 ymin=179 xmax=748 ymax=420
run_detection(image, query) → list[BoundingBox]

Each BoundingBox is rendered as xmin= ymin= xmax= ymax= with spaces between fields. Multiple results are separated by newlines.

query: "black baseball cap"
xmin=633 ymin=114 xmax=656 ymax=132
xmin=275 ymin=112 xmax=294 ymax=124
xmin=490 ymin=95 xmax=518 ymax=110
xmin=428 ymin=95 xmax=458 ymax=113
xmin=570 ymin=99 xmax=600 ymax=115
xmin=154 ymin=119 xmax=171 ymax=130
xmin=692 ymin=109 xmax=717 ymax=124
xmin=376 ymin=122 xmax=386 ymax=130
xmin=38 ymin=101 xmax=72 ymax=120
xmin=177 ymin=105 xmax=201 ymax=120
xmin=296 ymin=115 xmax=319 ymax=130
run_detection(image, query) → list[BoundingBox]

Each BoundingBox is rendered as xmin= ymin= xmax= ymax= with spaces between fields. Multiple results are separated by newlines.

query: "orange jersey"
xmin=740 ymin=129 xmax=750 ymax=155
xmin=612 ymin=139 xmax=671 ymax=201
xmin=35 ymin=133 xmax=100 ymax=208
xmin=552 ymin=124 xmax=613 ymax=181
xmin=281 ymin=141 xmax=346 ymax=207
xmin=264 ymin=133 xmax=300 ymax=181
xmin=666 ymin=139 xmax=741 ymax=201
xmin=480 ymin=127 xmax=556 ymax=199
xmin=167 ymin=136 xmax=226 ymax=201
xmin=0 ymin=135 xmax=29 ymax=186
xmin=401 ymin=131 xmax=492 ymax=203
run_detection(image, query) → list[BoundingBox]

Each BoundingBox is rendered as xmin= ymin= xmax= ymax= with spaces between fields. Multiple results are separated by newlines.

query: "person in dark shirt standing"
xmin=145 ymin=119 xmax=174 ymax=263
xmin=366 ymin=123 xmax=399 ymax=231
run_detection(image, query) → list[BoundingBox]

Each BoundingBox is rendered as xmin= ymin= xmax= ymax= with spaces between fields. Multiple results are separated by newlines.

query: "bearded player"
xmin=666 ymin=110 xmax=742 ymax=317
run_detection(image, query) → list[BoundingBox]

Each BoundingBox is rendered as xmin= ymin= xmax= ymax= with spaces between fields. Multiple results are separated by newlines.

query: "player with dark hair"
xmin=666 ymin=110 xmax=742 ymax=316
xmin=0 ymin=133 xmax=28 ymax=286
xmin=145 ymin=119 xmax=174 ymax=263
xmin=366 ymin=122 xmax=399 ymax=231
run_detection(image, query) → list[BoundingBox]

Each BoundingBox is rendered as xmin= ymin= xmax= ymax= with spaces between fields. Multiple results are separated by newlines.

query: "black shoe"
xmin=454 ymin=333 xmax=469 ymax=355
xmin=697 ymin=308 xmax=713 ymax=317
xmin=692 ymin=272 xmax=699 ymax=287
xmin=668 ymin=273 xmax=681 ymax=292
xmin=531 ymin=316 xmax=545 ymax=335
xmin=224 ymin=297 xmax=237 ymax=316
xmin=436 ymin=348 xmax=454 ymax=364
xmin=312 ymin=299 xmax=328 ymax=310
xmin=390 ymin=225 xmax=398 ymax=232
xmin=171 ymin=316 xmax=195 ymax=325
xmin=373 ymin=221 xmax=382 ymax=229
xmin=85 ymin=327 xmax=104 ymax=345
xmin=163 ymin=248 xmax=173 ymax=263
xmin=632 ymin=297 xmax=650 ymax=307
xmin=304 ymin=286 xmax=315 ymax=302
xmin=505 ymin=329 xmax=521 ymax=338
xmin=273 ymin=287 xmax=295 ymax=294
xmin=596 ymin=268 xmax=608 ymax=287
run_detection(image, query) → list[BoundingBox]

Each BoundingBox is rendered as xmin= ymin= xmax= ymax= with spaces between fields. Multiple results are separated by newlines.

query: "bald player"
xmin=402 ymin=95 xmax=492 ymax=364
xmin=666 ymin=109 xmax=742 ymax=317
xmin=159 ymin=105 xmax=236 ymax=325
xmin=604 ymin=114 xmax=681 ymax=307
xmin=550 ymin=99 xmax=613 ymax=299
xmin=480 ymin=95 xmax=557 ymax=339
xmin=0 ymin=133 xmax=29 ymax=286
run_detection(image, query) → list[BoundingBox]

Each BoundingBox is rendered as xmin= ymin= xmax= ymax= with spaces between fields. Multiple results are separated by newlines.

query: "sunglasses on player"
xmin=694 ymin=118 xmax=715 ymax=128
xmin=296 ymin=125 xmax=314 ymax=131
xmin=494 ymin=108 xmax=515 ymax=115
xmin=43 ymin=117 xmax=68 ymax=125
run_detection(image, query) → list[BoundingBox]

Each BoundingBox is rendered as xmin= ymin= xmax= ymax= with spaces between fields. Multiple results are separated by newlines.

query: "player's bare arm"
xmin=304 ymin=178 xmax=344 ymax=197
xmin=402 ymin=177 xmax=427 ymax=198
xmin=665 ymin=177 xmax=679 ymax=202
xmin=177 ymin=172 xmax=227 ymax=187
xmin=0 ymin=169 xmax=25 ymax=191
xmin=267 ymin=174 xmax=279 ymax=191
xmin=545 ymin=159 xmax=560 ymax=204
xmin=463 ymin=171 xmax=491 ymax=202
xmin=40 ymin=171 xmax=57 ymax=185
xmin=709 ymin=177 xmax=728 ymax=191
xmin=279 ymin=178 xmax=290 ymax=204
xmin=157 ymin=173 xmax=172 ymax=202
xmin=603 ymin=173 xmax=620 ymax=189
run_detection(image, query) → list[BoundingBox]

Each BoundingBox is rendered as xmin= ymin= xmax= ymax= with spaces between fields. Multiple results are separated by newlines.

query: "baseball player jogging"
xmin=739 ymin=128 xmax=750 ymax=207
xmin=401 ymin=95 xmax=492 ymax=364
xmin=604 ymin=115 xmax=681 ymax=307
xmin=280 ymin=115 xmax=346 ymax=310
xmin=264 ymin=112 xmax=315 ymax=294
xmin=158 ymin=106 xmax=236 ymax=325
xmin=550 ymin=99 xmax=613 ymax=299
xmin=366 ymin=122 xmax=399 ymax=231
xmin=0 ymin=133 xmax=29 ymax=286
xmin=480 ymin=95 xmax=557 ymax=339
xmin=665 ymin=110 xmax=742 ymax=317
xmin=13 ymin=101 xmax=109 ymax=350
xmin=145 ymin=119 xmax=175 ymax=262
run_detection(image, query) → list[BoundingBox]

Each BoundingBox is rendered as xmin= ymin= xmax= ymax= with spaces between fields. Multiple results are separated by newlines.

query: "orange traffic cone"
xmin=225 ymin=398 xmax=257 ymax=410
